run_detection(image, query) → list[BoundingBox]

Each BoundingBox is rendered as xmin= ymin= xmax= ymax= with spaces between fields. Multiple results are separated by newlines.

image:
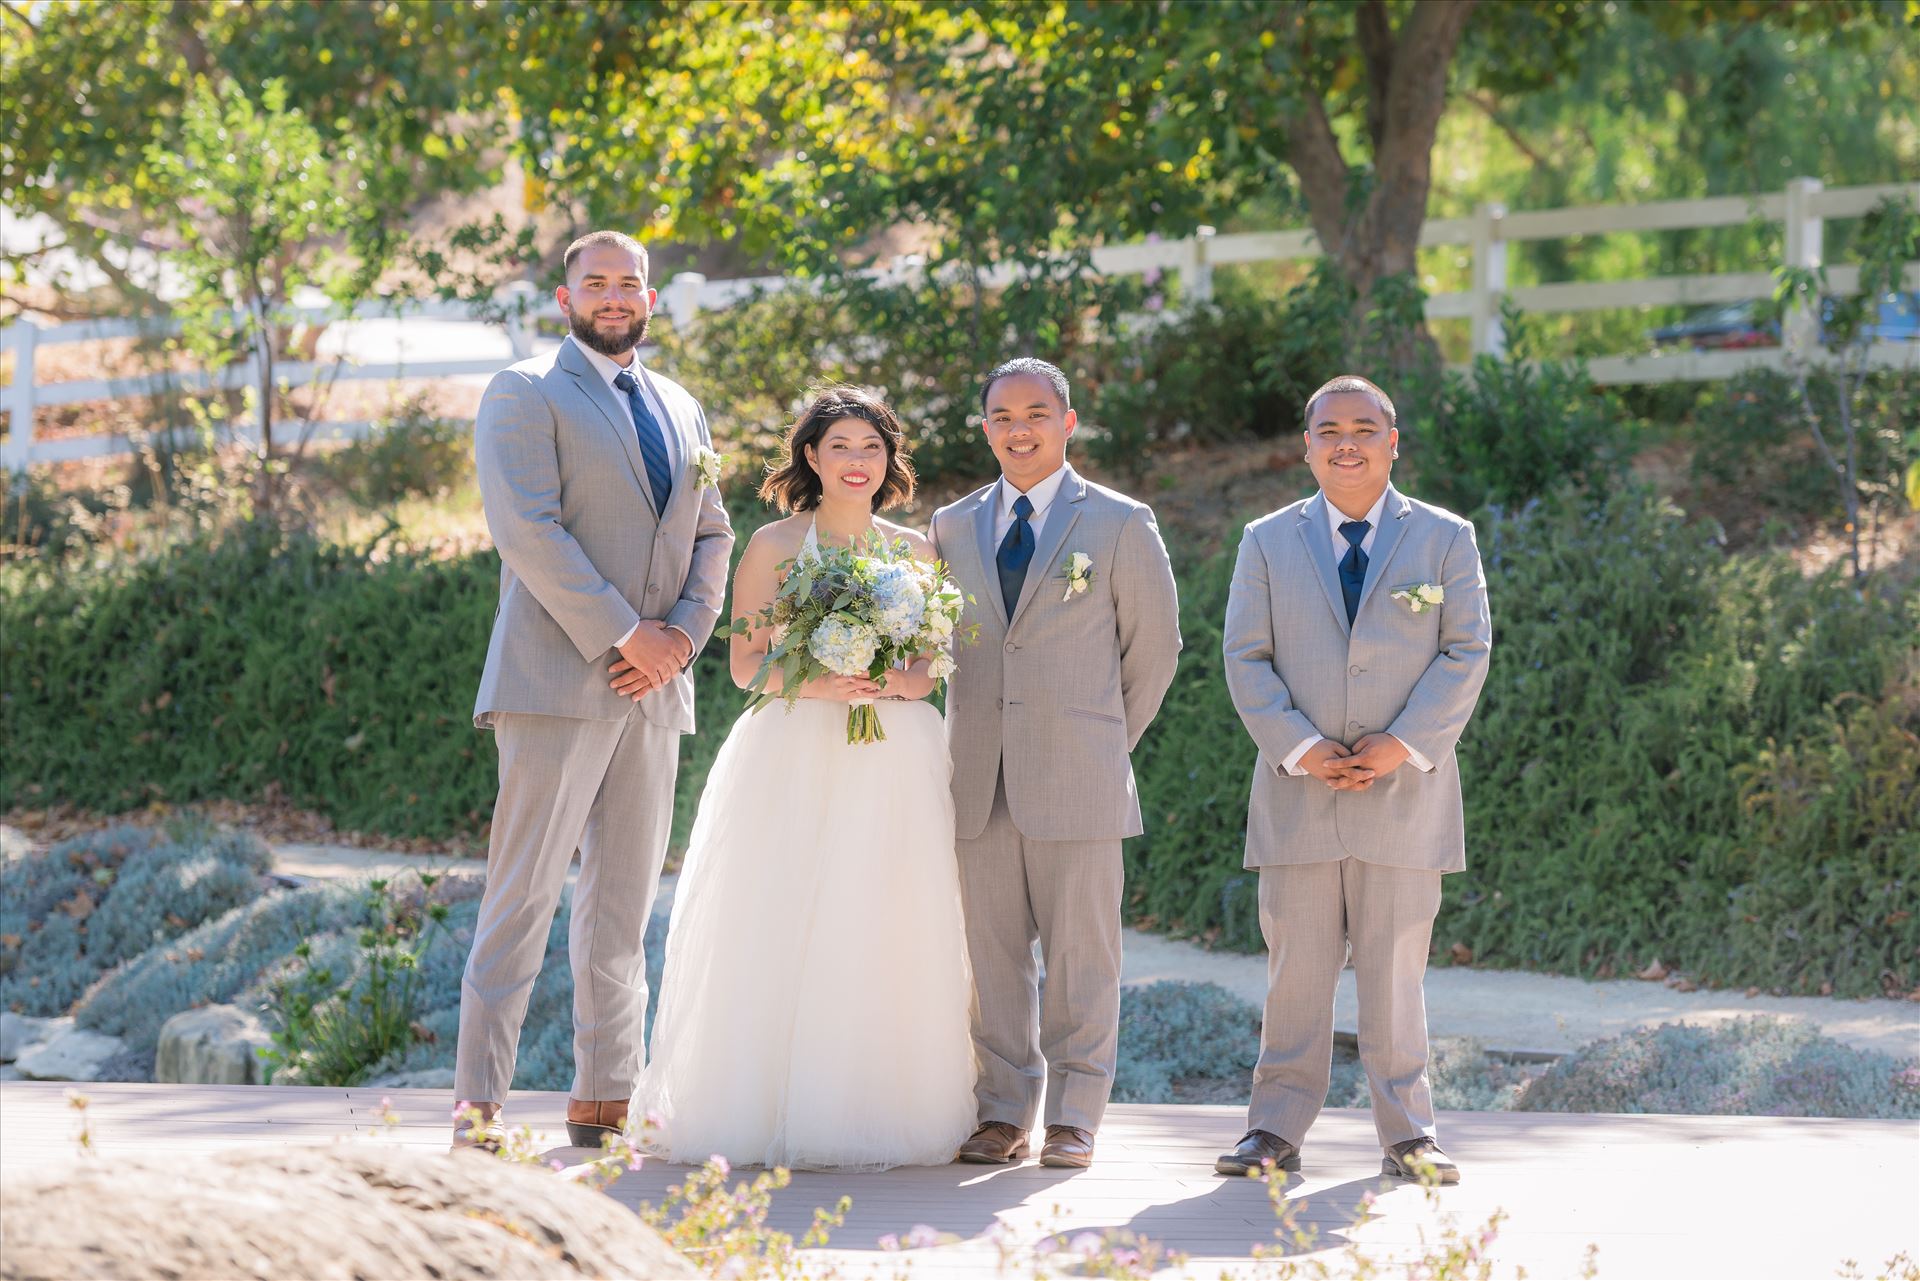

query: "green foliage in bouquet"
xmin=717 ymin=533 xmax=972 ymax=744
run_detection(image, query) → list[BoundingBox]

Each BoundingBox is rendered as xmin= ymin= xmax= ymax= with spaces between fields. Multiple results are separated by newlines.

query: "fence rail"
xmin=3 ymin=177 xmax=1915 ymax=470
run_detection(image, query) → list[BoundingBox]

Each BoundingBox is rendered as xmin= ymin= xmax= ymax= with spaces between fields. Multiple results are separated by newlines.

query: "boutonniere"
xmin=1390 ymin=583 xmax=1445 ymax=613
xmin=691 ymin=446 xmax=725 ymax=490
xmin=1061 ymin=551 xmax=1094 ymax=601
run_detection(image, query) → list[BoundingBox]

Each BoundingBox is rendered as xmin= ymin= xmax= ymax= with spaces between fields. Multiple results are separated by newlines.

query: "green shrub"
xmin=321 ymin=394 xmax=473 ymax=508
xmin=1401 ymin=312 xmax=1629 ymax=514
xmin=0 ymin=824 xmax=272 ymax=1017
xmin=0 ymin=524 xmax=500 ymax=837
xmin=259 ymin=873 xmax=458 ymax=1085
xmin=1519 ymin=1017 xmax=1920 ymax=1119
xmin=1443 ymin=489 xmax=1915 ymax=994
xmin=1085 ymin=274 xmax=1341 ymax=474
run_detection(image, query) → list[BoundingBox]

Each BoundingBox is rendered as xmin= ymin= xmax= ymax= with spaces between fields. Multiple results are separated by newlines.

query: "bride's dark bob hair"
xmin=758 ymin=383 xmax=917 ymax=513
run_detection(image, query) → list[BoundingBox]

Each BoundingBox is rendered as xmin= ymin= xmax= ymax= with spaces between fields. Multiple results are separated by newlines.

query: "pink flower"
xmin=906 ymin=1224 xmax=940 ymax=1249
xmin=709 ymin=1155 xmax=731 ymax=1177
xmin=878 ymin=1234 xmax=902 ymax=1252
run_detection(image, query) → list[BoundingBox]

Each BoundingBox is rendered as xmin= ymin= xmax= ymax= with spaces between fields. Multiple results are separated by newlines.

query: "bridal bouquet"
xmin=726 ymin=534 xmax=974 ymax=744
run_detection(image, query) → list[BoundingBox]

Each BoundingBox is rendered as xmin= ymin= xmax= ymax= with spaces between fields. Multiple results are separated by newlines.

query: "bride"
xmin=631 ymin=385 xmax=977 ymax=1170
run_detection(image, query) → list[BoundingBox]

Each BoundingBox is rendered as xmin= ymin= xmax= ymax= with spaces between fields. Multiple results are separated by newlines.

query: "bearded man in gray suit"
xmin=929 ymin=358 xmax=1182 ymax=1169
xmin=1216 ymin=374 xmax=1491 ymax=1185
xmin=453 ymin=231 xmax=734 ymax=1150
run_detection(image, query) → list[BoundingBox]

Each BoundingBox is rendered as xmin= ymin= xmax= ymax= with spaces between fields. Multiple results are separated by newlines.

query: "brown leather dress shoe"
xmin=450 ymin=1101 xmax=503 ymax=1153
xmin=955 ymin=1121 xmax=1030 ymax=1164
xmin=1215 ymin=1128 xmax=1301 ymax=1176
xmin=1383 ymin=1136 xmax=1461 ymax=1185
xmin=566 ymin=1097 xmax=630 ymax=1149
xmin=1040 ymin=1125 xmax=1095 ymax=1169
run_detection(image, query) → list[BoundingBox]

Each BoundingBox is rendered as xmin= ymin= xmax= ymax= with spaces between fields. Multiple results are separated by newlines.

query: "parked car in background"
xmin=1821 ymin=290 xmax=1920 ymax=343
xmin=1648 ymin=301 xmax=1778 ymax=349
xmin=1649 ymin=292 xmax=1919 ymax=350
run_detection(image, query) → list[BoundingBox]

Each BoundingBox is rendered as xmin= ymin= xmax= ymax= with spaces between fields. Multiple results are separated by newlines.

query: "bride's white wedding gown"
xmin=633 ymin=533 xmax=977 ymax=1170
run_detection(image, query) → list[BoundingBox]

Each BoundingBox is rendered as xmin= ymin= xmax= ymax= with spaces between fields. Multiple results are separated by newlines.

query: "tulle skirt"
xmin=634 ymin=697 xmax=977 ymax=1170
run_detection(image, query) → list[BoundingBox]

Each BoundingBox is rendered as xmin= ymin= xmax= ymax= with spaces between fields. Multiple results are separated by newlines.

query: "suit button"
xmin=1349 ymin=665 xmax=1362 ymax=676
xmin=1348 ymin=720 xmax=1361 ymax=731
xmin=647 ymin=584 xmax=660 ymax=595
xmin=997 ymin=698 xmax=1004 ymax=709
xmin=1005 ymin=642 xmax=1018 ymax=653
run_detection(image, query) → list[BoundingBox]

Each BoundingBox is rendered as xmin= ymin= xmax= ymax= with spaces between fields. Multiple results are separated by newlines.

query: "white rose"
xmin=1069 ymin=552 xmax=1092 ymax=577
xmin=1417 ymin=584 xmax=1444 ymax=604
xmin=926 ymin=652 xmax=957 ymax=680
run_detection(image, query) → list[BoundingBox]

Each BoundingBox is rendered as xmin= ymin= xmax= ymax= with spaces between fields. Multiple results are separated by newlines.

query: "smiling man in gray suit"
xmin=1216 ymin=374 xmax=1491 ymax=1185
xmin=453 ymin=231 xmax=734 ymax=1150
xmin=930 ymin=358 xmax=1182 ymax=1169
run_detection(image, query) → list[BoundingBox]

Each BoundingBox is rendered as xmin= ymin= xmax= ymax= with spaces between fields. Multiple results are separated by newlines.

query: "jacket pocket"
xmin=1066 ymin=706 xmax=1123 ymax=726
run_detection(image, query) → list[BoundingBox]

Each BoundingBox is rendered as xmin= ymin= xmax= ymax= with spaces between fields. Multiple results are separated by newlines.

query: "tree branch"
xmin=1465 ymin=90 xmax=1552 ymax=174
xmin=1284 ymin=91 xmax=1353 ymax=262
xmin=0 ymin=1 xmax=38 ymax=32
xmin=1355 ymin=0 xmax=1395 ymax=154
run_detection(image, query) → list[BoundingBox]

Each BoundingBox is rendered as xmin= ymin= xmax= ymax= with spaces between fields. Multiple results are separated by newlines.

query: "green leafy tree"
xmin=0 ymin=0 xmax=494 ymax=320
xmin=142 ymin=78 xmax=357 ymax=511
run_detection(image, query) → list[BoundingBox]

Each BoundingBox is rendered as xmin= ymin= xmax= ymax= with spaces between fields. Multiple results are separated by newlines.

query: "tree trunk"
xmin=1282 ymin=0 xmax=1476 ymax=368
xmin=251 ymin=293 xmax=274 ymax=514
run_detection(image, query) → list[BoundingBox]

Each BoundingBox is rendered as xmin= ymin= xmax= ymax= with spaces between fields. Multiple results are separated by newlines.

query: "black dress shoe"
xmin=1215 ymin=1128 xmax=1301 ymax=1176
xmin=1382 ymin=1136 xmax=1461 ymax=1185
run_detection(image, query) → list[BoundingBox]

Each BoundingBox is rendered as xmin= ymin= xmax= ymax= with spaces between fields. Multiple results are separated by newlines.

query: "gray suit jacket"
xmin=930 ymin=465 xmax=1182 ymax=842
xmin=473 ymin=336 xmax=734 ymax=734
xmin=1223 ymin=484 xmax=1491 ymax=873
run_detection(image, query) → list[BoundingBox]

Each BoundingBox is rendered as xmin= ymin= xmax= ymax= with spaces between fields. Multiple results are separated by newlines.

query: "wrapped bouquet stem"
xmin=719 ymin=531 xmax=975 ymax=745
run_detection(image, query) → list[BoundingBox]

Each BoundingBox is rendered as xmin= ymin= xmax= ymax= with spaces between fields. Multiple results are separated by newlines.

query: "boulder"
xmin=0 ymin=1012 xmax=65 ymax=1063
xmin=12 ymin=1025 xmax=127 ymax=1082
xmin=155 ymin=1004 xmax=270 ymax=1085
xmin=0 ymin=1143 xmax=696 ymax=1279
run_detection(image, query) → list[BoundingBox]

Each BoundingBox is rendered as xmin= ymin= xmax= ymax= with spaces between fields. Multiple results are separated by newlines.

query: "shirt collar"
xmin=575 ymin=337 xmax=641 ymax=389
xmin=999 ymin=464 xmax=1070 ymax=522
xmin=1323 ymin=488 xmax=1388 ymax=540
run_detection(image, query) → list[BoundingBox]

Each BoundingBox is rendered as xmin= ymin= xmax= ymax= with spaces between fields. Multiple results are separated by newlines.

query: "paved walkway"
xmin=274 ymin=841 xmax=1920 ymax=1061
xmin=3 ymin=1082 xmax=1915 ymax=1279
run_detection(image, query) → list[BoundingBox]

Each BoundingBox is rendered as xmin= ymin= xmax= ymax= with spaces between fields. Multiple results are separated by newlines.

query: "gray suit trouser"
xmin=1249 ymin=858 xmax=1443 ymax=1148
xmin=455 ymin=710 xmax=679 ymax=1103
xmin=957 ymin=777 xmax=1124 ymax=1134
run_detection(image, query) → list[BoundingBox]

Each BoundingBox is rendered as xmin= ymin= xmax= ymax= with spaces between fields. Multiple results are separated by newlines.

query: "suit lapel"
xmin=1296 ymin=493 xmax=1351 ymax=637
xmin=1008 ymin=466 xmax=1086 ymax=633
xmin=970 ymin=484 xmax=1008 ymax=627
xmin=1353 ymin=485 xmax=1413 ymax=620
xmin=557 ymin=337 xmax=659 ymax=519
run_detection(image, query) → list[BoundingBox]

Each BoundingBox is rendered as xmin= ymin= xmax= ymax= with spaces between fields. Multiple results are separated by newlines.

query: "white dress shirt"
xmin=992 ymin=465 xmax=1072 ymax=545
xmin=1279 ymin=489 xmax=1434 ymax=776
xmin=578 ymin=340 xmax=692 ymax=656
xmin=577 ymin=341 xmax=682 ymax=478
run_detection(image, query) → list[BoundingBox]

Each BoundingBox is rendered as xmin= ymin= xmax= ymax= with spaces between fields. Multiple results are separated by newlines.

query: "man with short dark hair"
xmin=931 ymin=357 xmax=1183 ymax=1169
xmin=453 ymin=232 xmax=734 ymax=1150
xmin=1216 ymin=373 xmax=1491 ymax=1185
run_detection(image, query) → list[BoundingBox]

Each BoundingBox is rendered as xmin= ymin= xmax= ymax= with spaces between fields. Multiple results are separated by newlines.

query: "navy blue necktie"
xmin=1338 ymin=519 xmax=1370 ymax=625
xmin=612 ymin=369 xmax=674 ymax=514
xmin=996 ymin=494 xmax=1035 ymax=621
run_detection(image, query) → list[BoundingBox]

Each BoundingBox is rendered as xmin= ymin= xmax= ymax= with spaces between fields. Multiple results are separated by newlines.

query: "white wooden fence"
xmin=2 ymin=176 xmax=1915 ymax=470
